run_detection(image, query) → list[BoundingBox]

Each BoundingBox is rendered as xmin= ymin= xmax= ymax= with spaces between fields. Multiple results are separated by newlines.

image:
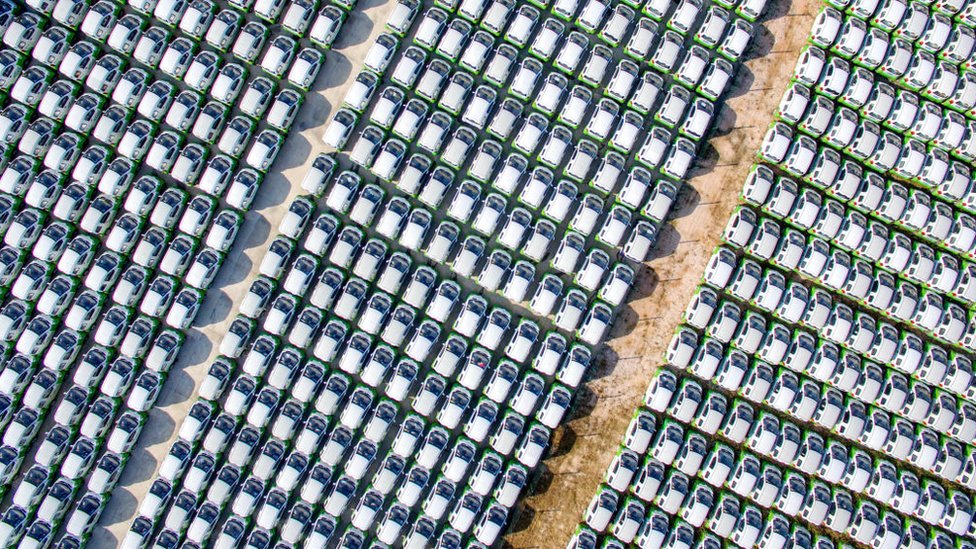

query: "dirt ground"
xmin=504 ymin=0 xmax=822 ymax=546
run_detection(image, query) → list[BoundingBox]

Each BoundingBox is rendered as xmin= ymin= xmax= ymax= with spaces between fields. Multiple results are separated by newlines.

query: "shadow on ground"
xmin=335 ymin=0 xmax=381 ymax=48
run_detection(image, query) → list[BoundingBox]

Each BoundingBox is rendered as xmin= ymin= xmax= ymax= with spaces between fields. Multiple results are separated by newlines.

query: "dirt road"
xmin=505 ymin=0 xmax=822 ymax=545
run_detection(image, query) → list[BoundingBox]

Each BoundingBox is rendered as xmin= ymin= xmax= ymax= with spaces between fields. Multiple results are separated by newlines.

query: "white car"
xmin=226 ymin=169 xmax=261 ymax=210
xmin=300 ymin=155 xmax=337 ymax=198
xmin=364 ymin=33 xmax=399 ymax=76
xmin=261 ymin=35 xmax=297 ymax=78
xmin=117 ymin=120 xmax=155 ymax=160
xmin=245 ymin=130 xmax=283 ymax=172
xmin=322 ymin=108 xmax=358 ymax=149
xmin=343 ymin=71 xmax=378 ymax=112
xmin=199 ymin=8 xmax=236 ymax=48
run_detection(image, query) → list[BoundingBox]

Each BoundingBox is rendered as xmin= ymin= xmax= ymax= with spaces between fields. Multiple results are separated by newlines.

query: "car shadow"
xmin=315 ymin=51 xmax=354 ymax=94
xmin=275 ymin=133 xmax=313 ymax=173
xmin=155 ymin=365 xmax=198 ymax=408
xmin=507 ymin=503 xmax=537 ymax=536
xmin=745 ymin=22 xmax=778 ymax=61
xmin=566 ymin=384 xmax=600 ymax=420
xmin=648 ymin=223 xmax=682 ymax=260
xmin=764 ymin=0 xmax=795 ymax=21
xmin=156 ymin=328 xmax=212 ymax=409
xmin=117 ymin=447 xmax=159 ymax=489
xmin=89 ymin=522 xmax=122 ymax=547
xmin=669 ymin=183 xmax=703 ymax=220
xmin=726 ymin=64 xmax=757 ymax=99
xmin=688 ymin=141 xmax=721 ymax=178
xmin=240 ymin=211 xmax=274 ymax=251
xmin=195 ymin=289 xmax=233 ymax=327
xmin=335 ymin=4 xmax=378 ymax=49
xmin=608 ymin=306 xmax=641 ymax=340
xmin=251 ymin=170 xmax=295 ymax=211
xmin=299 ymin=89 xmax=337 ymax=132
xmin=548 ymin=425 xmax=578 ymax=459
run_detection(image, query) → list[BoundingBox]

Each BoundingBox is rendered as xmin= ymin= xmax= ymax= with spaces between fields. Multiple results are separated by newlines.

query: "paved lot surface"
xmin=91 ymin=0 xmax=819 ymax=544
xmin=503 ymin=0 xmax=823 ymax=546
xmin=93 ymin=0 xmax=398 ymax=543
